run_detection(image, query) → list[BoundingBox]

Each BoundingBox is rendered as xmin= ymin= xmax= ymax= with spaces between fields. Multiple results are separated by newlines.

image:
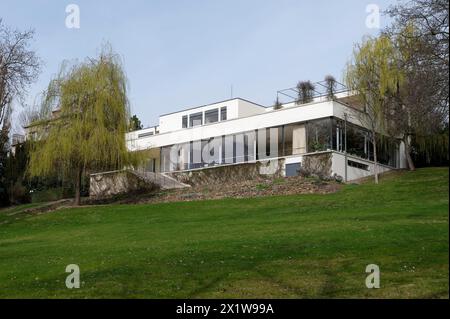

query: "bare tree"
xmin=385 ymin=0 xmax=449 ymax=169
xmin=384 ymin=28 xmax=447 ymax=170
xmin=0 ymin=19 xmax=41 ymax=131
xmin=386 ymin=0 xmax=449 ymax=106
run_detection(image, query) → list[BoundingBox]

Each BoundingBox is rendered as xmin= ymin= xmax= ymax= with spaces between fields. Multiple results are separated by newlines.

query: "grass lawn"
xmin=0 ymin=168 xmax=448 ymax=298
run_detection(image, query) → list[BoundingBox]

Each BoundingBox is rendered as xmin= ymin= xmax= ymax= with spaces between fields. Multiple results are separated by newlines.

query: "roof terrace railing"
xmin=276 ymin=80 xmax=349 ymax=104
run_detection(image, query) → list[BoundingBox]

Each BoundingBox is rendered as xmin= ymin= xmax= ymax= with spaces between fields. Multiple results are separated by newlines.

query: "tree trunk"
xmin=373 ymin=132 xmax=379 ymax=184
xmin=74 ymin=168 xmax=82 ymax=206
xmin=403 ymin=136 xmax=416 ymax=171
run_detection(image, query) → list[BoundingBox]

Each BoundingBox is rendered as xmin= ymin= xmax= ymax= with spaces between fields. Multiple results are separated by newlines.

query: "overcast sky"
xmin=2 ymin=0 xmax=396 ymax=130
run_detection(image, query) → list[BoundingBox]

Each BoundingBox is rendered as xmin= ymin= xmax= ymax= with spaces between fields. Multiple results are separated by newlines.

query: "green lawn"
xmin=0 ymin=168 xmax=448 ymax=298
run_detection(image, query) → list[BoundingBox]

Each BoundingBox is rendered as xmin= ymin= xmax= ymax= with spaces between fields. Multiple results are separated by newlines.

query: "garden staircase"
xmin=130 ymin=170 xmax=191 ymax=190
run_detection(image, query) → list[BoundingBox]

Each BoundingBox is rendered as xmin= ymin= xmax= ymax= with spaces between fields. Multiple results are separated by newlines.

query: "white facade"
xmin=130 ymin=98 xmax=268 ymax=137
xmin=128 ymin=98 xmax=355 ymax=151
xmin=126 ymin=94 xmax=406 ymax=181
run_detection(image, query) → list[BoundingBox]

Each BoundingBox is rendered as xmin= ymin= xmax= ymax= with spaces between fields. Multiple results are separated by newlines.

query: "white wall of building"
xmin=127 ymin=126 xmax=159 ymax=140
xmin=331 ymin=152 xmax=393 ymax=181
xmin=156 ymin=98 xmax=265 ymax=134
xmin=158 ymin=100 xmax=238 ymax=134
xmin=127 ymin=100 xmax=337 ymax=151
xmin=126 ymin=95 xmax=407 ymax=172
xmin=127 ymin=99 xmax=374 ymax=150
xmin=282 ymin=151 xmax=394 ymax=181
xmin=237 ymin=99 xmax=266 ymax=117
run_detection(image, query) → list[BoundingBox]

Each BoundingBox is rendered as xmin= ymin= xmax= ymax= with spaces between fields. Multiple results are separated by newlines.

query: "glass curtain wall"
xmin=331 ymin=118 xmax=398 ymax=167
xmin=306 ymin=118 xmax=332 ymax=152
xmin=160 ymin=118 xmax=399 ymax=172
xmin=161 ymin=130 xmax=258 ymax=172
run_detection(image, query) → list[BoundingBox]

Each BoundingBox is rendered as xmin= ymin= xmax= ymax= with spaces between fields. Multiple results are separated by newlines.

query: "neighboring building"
xmin=10 ymin=134 xmax=25 ymax=155
xmin=126 ymin=82 xmax=407 ymax=182
xmin=23 ymin=109 xmax=61 ymax=141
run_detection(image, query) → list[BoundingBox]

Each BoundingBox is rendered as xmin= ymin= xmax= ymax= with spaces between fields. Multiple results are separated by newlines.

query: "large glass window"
xmin=290 ymin=124 xmax=307 ymax=155
xmin=223 ymin=135 xmax=234 ymax=164
xmin=246 ymin=131 xmax=256 ymax=161
xmin=277 ymin=126 xmax=284 ymax=157
xmin=331 ymin=119 xmax=370 ymax=159
xmin=283 ymin=125 xmax=294 ymax=156
xmin=256 ymin=127 xmax=279 ymax=159
xmin=176 ymin=143 xmax=190 ymax=170
xmin=161 ymin=146 xmax=173 ymax=172
xmin=205 ymin=109 xmax=219 ymax=124
xmin=190 ymin=140 xmax=202 ymax=168
xmin=239 ymin=131 xmax=256 ymax=162
xmin=331 ymin=118 xmax=398 ymax=167
xmin=346 ymin=124 xmax=369 ymax=158
xmin=159 ymin=117 xmax=398 ymax=173
xmin=332 ymin=119 xmax=345 ymax=152
xmin=307 ymin=118 xmax=332 ymax=152
xmin=201 ymin=137 xmax=221 ymax=166
xmin=189 ymin=112 xmax=203 ymax=127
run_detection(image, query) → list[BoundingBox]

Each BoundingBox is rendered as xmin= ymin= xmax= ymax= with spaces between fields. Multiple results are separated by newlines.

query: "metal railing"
xmin=276 ymin=80 xmax=349 ymax=104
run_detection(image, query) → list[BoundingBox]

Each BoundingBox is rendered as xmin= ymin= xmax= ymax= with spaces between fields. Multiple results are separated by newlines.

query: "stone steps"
xmin=130 ymin=170 xmax=191 ymax=190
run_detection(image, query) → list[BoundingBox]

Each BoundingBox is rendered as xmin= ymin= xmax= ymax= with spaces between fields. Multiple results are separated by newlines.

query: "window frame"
xmin=220 ymin=107 xmax=227 ymax=121
xmin=204 ymin=108 xmax=219 ymax=124
xmin=189 ymin=112 xmax=203 ymax=127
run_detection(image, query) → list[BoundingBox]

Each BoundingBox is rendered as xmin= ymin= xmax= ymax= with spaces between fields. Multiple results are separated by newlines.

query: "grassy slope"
xmin=0 ymin=168 xmax=448 ymax=298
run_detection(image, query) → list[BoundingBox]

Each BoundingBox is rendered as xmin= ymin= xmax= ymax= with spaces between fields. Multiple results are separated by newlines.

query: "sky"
xmin=1 ymin=0 xmax=397 ymax=130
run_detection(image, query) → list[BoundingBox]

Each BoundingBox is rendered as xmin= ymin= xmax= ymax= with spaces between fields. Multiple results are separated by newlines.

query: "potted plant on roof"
xmin=324 ymin=75 xmax=337 ymax=100
xmin=273 ymin=97 xmax=283 ymax=110
xmin=296 ymin=81 xmax=315 ymax=104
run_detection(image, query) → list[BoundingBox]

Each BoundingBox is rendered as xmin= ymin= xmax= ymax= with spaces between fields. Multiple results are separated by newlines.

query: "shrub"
xmin=10 ymin=181 xmax=31 ymax=205
xmin=296 ymin=81 xmax=315 ymax=104
xmin=31 ymin=187 xmax=64 ymax=203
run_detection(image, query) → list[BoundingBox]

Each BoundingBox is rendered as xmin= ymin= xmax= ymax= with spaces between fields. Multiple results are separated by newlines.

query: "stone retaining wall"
xmin=168 ymin=159 xmax=285 ymax=186
xmin=89 ymin=170 xmax=156 ymax=198
xmin=301 ymin=152 xmax=332 ymax=178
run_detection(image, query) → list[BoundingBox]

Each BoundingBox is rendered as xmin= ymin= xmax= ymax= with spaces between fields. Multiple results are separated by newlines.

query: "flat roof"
xmin=159 ymin=97 xmax=267 ymax=117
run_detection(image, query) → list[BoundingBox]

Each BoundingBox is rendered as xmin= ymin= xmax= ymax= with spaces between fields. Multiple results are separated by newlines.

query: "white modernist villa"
xmin=126 ymin=82 xmax=407 ymax=182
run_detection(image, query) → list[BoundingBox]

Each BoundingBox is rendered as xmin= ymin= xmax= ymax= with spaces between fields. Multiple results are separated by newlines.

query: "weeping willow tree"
xmin=28 ymin=47 xmax=140 ymax=205
xmin=345 ymin=35 xmax=404 ymax=184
